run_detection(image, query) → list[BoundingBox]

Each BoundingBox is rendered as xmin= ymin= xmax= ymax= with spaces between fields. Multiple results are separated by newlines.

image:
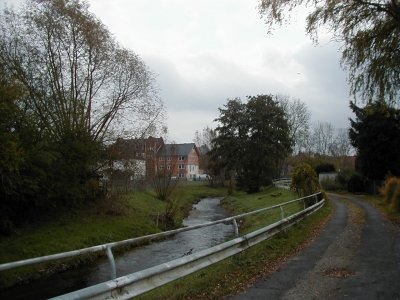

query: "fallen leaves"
xmin=322 ymin=267 xmax=355 ymax=278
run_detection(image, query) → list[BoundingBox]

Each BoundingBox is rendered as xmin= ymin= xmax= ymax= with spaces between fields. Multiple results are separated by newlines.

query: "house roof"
xmin=158 ymin=143 xmax=198 ymax=157
xmin=109 ymin=137 xmax=164 ymax=159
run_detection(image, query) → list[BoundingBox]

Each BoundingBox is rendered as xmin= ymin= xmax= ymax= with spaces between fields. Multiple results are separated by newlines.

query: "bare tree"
xmin=312 ymin=121 xmax=334 ymax=155
xmin=275 ymin=95 xmax=311 ymax=154
xmin=152 ymin=143 xmax=179 ymax=201
xmin=330 ymin=128 xmax=352 ymax=157
xmin=0 ymin=0 xmax=164 ymax=143
xmin=193 ymin=126 xmax=215 ymax=150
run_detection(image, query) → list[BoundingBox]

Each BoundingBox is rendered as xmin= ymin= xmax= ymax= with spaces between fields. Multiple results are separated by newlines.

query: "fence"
xmin=0 ymin=191 xmax=324 ymax=299
xmin=272 ymin=177 xmax=292 ymax=189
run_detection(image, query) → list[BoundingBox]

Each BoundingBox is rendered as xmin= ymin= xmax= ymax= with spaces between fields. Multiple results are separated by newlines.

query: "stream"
xmin=0 ymin=197 xmax=233 ymax=299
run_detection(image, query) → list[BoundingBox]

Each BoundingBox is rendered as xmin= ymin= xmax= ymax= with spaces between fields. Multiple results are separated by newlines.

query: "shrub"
xmin=380 ymin=176 xmax=398 ymax=204
xmin=347 ymin=173 xmax=365 ymax=193
xmin=380 ymin=176 xmax=400 ymax=212
xmin=291 ymin=163 xmax=320 ymax=197
xmin=320 ymin=177 xmax=342 ymax=191
xmin=393 ymin=189 xmax=400 ymax=212
xmin=334 ymin=169 xmax=365 ymax=192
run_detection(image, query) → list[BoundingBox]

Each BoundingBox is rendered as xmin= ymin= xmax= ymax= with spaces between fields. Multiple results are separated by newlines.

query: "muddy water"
xmin=0 ymin=197 xmax=233 ymax=299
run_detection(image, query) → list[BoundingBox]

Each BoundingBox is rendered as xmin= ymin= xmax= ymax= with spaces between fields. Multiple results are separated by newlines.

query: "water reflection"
xmin=86 ymin=197 xmax=233 ymax=282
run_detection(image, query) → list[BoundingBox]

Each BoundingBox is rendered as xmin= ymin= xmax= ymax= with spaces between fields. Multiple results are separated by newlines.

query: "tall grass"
xmin=380 ymin=176 xmax=400 ymax=212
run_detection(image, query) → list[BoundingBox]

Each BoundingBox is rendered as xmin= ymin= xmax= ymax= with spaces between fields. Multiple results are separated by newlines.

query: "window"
xmin=159 ymin=157 xmax=164 ymax=161
xmin=178 ymin=164 xmax=185 ymax=169
xmin=178 ymin=156 xmax=185 ymax=161
xmin=167 ymin=157 xmax=171 ymax=161
xmin=167 ymin=165 xmax=171 ymax=170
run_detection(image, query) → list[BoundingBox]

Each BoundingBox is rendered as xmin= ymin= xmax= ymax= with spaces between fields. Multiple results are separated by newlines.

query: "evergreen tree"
xmin=211 ymin=95 xmax=292 ymax=193
xmin=349 ymin=101 xmax=400 ymax=180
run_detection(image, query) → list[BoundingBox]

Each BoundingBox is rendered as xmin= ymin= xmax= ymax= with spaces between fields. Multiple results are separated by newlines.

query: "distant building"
xmin=157 ymin=143 xmax=200 ymax=180
xmin=107 ymin=138 xmax=201 ymax=181
xmin=318 ymin=172 xmax=337 ymax=183
xmin=107 ymin=136 xmax=164 ymax=180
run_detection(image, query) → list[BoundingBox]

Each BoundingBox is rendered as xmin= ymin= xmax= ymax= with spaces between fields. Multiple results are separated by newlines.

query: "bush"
xmin=394 ymin=190 xmax=400 ymax=212
xmin=380 ymin=176 xmax=398 ymax=203
xmin=332 ymin=169 xmax=364 ymax=192
xmin=320 ymin=177 xmax=342 ymax=191
xmin=347 ymin=173 xmax=365 ymax=193
xmin=380 ymin=176 xmax=400 ymax=212
xmin=291 ymin=163 xmax=320 ymax=197
xmin=336 ymin=170 xmax=352 ymax=187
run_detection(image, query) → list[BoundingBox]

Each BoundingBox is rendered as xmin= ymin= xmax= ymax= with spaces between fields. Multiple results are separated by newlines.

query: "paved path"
xmin=230 ymin=193 xmax=400 ymax=299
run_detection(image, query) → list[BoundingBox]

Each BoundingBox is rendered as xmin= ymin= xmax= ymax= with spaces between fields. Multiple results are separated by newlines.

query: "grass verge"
xmin=137 ymin=188 xmax=332 ymax=300
xmin=359 ymin=194 xmax=400 ymax=225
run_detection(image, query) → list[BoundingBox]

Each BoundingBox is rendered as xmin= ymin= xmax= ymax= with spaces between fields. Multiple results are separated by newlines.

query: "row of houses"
xmin=106 ymin=136 xmax=208 ymax=181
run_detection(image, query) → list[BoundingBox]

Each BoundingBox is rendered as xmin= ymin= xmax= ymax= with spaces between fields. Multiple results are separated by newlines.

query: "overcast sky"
xmin=1 ymin=0 xmax=352 ymax=143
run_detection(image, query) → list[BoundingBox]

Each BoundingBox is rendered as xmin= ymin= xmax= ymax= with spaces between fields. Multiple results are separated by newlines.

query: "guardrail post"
xmin=232 ymin=218 xmax=239 ymax=237
xmin=106 ymin=246 xmax=117 ymax=280
xmin=280 ymin=205 xmax=285 ymax=220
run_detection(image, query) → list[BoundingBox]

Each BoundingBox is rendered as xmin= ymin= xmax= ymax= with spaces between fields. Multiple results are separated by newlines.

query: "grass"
xmin=360 ymin=194 xmax=400 ymax=225
xmin=0 ymin=182 xmax=227 ymax=288
xmin=222 ymin=186 xmax=306 ymax=234
xmin=137 ymin=188 xmax=332 ymax=300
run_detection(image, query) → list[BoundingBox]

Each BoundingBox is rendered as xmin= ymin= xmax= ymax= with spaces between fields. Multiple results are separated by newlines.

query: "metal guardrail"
xmin=0 ymin=191 xmax=324 ymax=299
xmin=0 ymin=191 xmax=314 ymax=276
xmin=50 ymin=194 xmax=324 ymax=300
xmin=272 ymin=178 xmax=292 ymax=190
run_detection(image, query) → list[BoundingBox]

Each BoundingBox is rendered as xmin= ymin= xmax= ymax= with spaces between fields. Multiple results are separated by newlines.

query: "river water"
xmin=0 ymin=197 xmax=233 ymax=299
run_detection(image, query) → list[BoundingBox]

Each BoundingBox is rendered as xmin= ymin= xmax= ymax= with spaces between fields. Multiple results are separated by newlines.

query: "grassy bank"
xmin=222 ymin=186 xmax=307 ymax=234
xmin=0 ymin=182 xmax=227 ymax=288
xmin=138 ymin=187 xmax=331 ymax=300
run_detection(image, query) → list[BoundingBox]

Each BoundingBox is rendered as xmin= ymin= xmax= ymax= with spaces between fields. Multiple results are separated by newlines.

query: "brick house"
xmin=108 ymin=138 xmax=201 ymax=180
xmin=156 ymin=143 xmax=200 ymax=180
xmin=107 ymin=136 xmax=164 ymax=179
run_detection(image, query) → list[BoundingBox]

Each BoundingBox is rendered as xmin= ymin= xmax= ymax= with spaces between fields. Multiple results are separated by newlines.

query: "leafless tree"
xmin=312 ymin=121 xmax=334 ymax=155
xmin=193 ymin=126 xmax=215 ymax=150
xmin=0 ymin=0 xmax=164 ymax=143
xmin=275 ymin=95 xmax=311 ymax=154
xmin=152 ymin=143 xmax=179 ymax=201
xmin=329 ymin=128 xmax=352 ymax=157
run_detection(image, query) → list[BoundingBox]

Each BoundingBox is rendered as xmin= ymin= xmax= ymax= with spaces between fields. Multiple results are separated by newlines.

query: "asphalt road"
xmin=230 ymin=193 xmax=400 ymax=299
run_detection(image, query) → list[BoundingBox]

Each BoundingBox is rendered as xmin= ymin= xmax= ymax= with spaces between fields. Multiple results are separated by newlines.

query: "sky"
xmin=1 ymin=0 xmax=352 ymax=143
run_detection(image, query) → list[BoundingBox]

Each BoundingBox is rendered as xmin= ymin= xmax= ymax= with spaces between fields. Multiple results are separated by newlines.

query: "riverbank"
xmin=0 ymin=184 xmax=331 ymax=298
xmin=0 ymin=182 xmax=227 ymax=288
